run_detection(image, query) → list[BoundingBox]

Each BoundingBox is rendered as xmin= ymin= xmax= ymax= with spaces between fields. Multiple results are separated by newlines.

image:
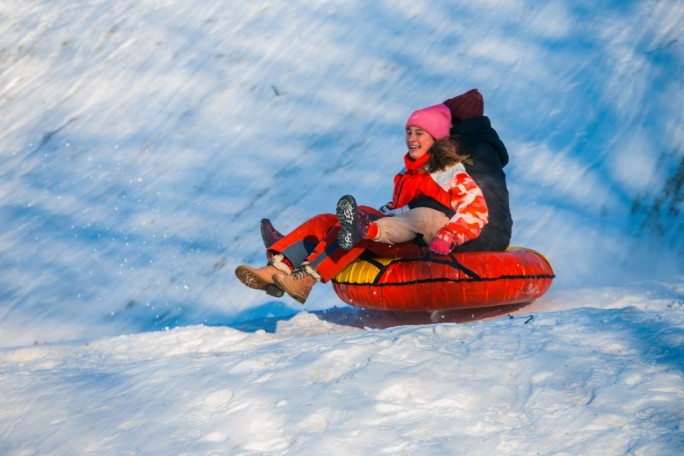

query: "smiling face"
xmin=405 ymin=126 xmax=435 ymax=160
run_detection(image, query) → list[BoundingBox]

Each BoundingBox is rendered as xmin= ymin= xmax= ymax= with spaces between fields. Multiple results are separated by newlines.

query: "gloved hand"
xmin=429 ymin=227 xmax=465 ymax=255
xmin=379 ymin=204 xmax=408 ymax=216
xmin=428 ymin=234 xmax=454 ymax=255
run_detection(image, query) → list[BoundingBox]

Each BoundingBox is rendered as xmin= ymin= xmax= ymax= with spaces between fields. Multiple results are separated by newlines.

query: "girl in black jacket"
xmin=443 ymin=89 xmax=513 ymax=252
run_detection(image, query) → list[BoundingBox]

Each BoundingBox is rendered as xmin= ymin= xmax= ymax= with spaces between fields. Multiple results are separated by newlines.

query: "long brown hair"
xmin=424 ymin=136 xmax=471 ymax=173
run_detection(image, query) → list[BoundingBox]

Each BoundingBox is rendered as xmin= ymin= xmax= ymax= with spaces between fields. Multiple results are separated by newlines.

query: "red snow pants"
xmin=266 ymin=207 xmax=425 ymax=282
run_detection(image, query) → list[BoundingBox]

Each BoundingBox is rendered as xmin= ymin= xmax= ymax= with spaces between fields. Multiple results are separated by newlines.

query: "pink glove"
xmin=429 ymin=231 xmax=456 ymax=255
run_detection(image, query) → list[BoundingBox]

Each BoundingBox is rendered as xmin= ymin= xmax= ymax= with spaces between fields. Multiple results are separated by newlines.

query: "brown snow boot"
xmin=235 ymin=264 xmax=285 ymax=297
xmin=272 ymin=264 xmax=319 ymax=304
xmin=235 ymin=254 xmax=292 ymax=297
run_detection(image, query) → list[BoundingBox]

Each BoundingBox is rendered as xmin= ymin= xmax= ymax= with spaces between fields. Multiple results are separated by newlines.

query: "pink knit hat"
xmin=405 ymin=104 xmax=452 ymax=140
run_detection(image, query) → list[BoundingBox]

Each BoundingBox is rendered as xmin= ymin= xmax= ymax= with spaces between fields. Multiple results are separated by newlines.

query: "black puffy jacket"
xmin=451 ymin=116 xmax=513 ymax=252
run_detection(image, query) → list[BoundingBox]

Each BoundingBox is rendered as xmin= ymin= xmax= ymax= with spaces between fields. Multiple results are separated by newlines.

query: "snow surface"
xmin=0 ymin=0 xmax=683 ymax=454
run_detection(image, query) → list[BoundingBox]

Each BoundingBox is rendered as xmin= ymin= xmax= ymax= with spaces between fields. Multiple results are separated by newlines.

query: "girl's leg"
xmin=272 ymin=224 xmax=367 ymax=303
xmin=305 ymin=227 xmax=367 ymax=282
xmin=236 ymin=213 xmax=338 ymax=297
xmin=304 ymin=204 xmax=385 ymax=281
xmin=372 ymin=207 xmax=449 ymax=244
xmin=267 ymin=213 xmax=339 ymax=267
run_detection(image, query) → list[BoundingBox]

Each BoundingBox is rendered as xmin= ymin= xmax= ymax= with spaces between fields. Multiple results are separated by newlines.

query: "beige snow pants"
xmin=372 ymin=207 xmax=449 ymax=245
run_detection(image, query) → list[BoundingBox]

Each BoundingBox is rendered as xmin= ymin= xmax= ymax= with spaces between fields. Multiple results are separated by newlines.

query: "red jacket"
xmin=390 ymin=153 xmax=488 ymax=246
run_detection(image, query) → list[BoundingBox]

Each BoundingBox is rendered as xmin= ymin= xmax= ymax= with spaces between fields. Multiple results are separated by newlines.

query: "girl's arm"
xmin=429 ymin=172 xmax=488 ymax=254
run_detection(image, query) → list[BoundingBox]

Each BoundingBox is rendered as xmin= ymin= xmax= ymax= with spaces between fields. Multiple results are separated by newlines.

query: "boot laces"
xmin=290 ymin=267 xmax=311 ymax=280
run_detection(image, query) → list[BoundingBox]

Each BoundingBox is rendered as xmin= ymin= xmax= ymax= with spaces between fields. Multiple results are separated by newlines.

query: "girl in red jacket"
xmin=337 ymin=103 xmax=488 ymax=255
xmin=235 ymin=104 xmax=488 ymax=304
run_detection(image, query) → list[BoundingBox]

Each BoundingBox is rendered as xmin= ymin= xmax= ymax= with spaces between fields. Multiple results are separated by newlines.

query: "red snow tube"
xmin=332 ymin=247 xmax=555 ymax=311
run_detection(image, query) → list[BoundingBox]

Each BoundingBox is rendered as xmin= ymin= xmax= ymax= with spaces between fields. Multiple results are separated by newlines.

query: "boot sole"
xmin=336 ymin=195 xmax=359 ymax=250
xmin=235 ymin=266 xmax=285 ymax=297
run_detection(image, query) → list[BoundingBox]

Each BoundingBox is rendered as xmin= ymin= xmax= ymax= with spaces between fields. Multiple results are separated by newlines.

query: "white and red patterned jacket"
xmin=390 ymin=153 xmax=489 ymax=246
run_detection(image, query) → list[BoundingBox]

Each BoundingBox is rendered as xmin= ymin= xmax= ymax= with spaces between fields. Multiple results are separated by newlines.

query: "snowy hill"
xmin=0 ymin=1 xmax=683 ymax=454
